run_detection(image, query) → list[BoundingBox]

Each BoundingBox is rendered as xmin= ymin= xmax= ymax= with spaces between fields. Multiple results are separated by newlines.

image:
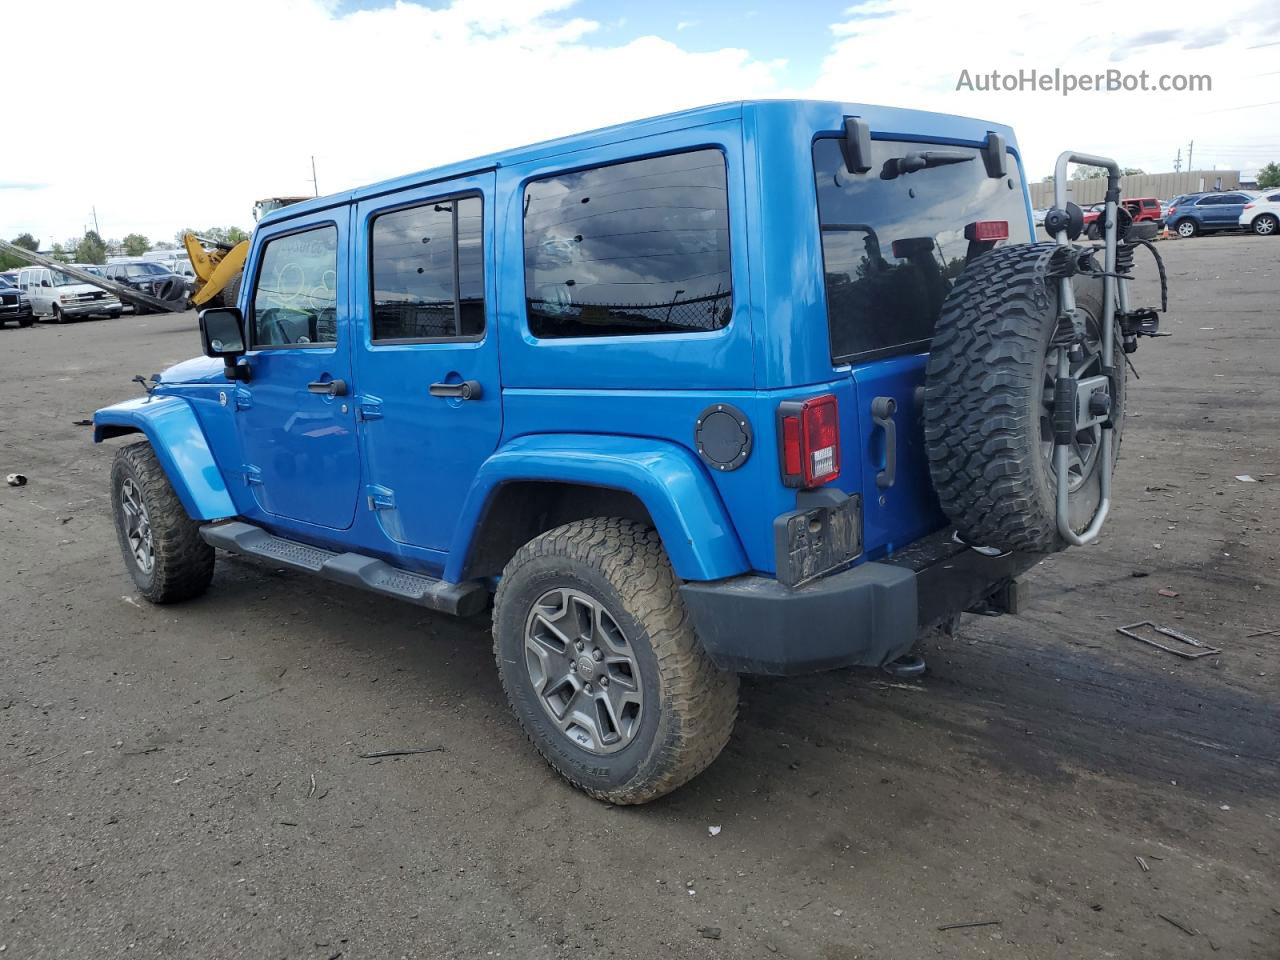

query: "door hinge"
xmin=356 ymin=396 xmax=383 ymax=421
xmin=243 ymin=464 xmax=263 ymax=487
xmin=234 ymin=388 xmax=252 ymax=411
xmin=365 ymin=484 xmax=395 ymax=511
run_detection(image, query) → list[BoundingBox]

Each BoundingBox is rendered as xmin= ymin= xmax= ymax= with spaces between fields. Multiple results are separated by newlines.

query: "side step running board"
xmin=200 ymin=521 xmax=488 ymax=617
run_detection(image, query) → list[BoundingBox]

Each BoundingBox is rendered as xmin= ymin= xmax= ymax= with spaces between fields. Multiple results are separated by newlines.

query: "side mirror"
xmin=199 ymin=308 xmax=248 ymax=380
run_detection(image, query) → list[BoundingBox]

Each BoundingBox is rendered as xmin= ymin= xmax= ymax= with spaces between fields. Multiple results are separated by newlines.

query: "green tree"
xmin=50 ymin=243 xmax=71 ymax=263
xmin=1258 ymin=162 xmax=1280 ymax=189
xmin=0 ymin=233 xmax=40 ymax=270
xmin=122 ymin=233 xmax=150 ymax=256
xmin=75 ymin=230 xmax=108 ymax=264
xmin=198 ymin=226 xmax=251 ymax=246
xmin=1071 ymin=166 xmax=1145 ymax=180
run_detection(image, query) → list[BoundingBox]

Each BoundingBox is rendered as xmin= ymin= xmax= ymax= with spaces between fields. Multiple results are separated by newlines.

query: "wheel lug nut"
xmin=584 ymin=683 xmax=592 ymax=693
xmin=592 ymin=649 xmax=603 ymax=661
xmin=600 ymin=676 xmax=609 ymax=687
xmin=570 ymin=662 xmax=577 ymax=671
xmin=575 ymin=641 xmax=585 ymax=652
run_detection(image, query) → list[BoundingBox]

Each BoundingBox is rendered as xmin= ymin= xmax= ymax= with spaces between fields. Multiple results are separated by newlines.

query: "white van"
xmin=15 ymin=266 xmax=121 ymax=322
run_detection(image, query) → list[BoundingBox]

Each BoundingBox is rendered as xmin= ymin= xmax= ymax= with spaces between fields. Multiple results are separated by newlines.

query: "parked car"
xmin=1079 ymin=197 xmax=1162 ymax=239
xmin=100 ymin=260 xmax=188 ymax=314
xmin=15 ymin=265 xmax=121 ymax=321
xmin=1239 ymin=191 xmax=1280 ymax=236
xmin=93 ymin=100 xmax=1165 ymax=804
xmin=0 ymin=275 xmax=34 ymax=327
xmin=1166 ymin=191 xmax=1256 ymax=238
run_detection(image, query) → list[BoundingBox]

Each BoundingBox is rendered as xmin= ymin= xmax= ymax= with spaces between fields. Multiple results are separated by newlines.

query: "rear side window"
xmin=523 ymin=148 xmax=732 ymax=339
xmin=250 ymin=225 xmax=338 ymax=347
xmin=370 ymin=195 xmax=484 ymax=342
xmin=813 ymin=137 xmax=1031 ymax=364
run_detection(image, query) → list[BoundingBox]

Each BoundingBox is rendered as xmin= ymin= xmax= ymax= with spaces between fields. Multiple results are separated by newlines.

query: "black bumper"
xmin=680 ymin=529 xmax=1038 ymax=676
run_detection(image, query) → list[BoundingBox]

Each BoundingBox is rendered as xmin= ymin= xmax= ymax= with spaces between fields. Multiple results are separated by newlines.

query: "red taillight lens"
xmin=1244 ymin=203 xmax=1254 ymax=209
xmin=964 ymin=219 xmax=1009 ymax=242
xmin=1168 ymin=206 xmax=1177 ymax=215
xmin=777 ymin=394 xmax=841 ymax=488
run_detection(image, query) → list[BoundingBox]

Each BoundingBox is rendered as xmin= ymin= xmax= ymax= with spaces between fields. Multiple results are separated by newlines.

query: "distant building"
xmin=1030 ymin=169 xmax=1241 ymax=207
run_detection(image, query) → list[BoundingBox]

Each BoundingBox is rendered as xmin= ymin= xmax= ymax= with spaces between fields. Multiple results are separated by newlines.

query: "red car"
xmin=1082 ymin=197 xmax=1162 ymax=239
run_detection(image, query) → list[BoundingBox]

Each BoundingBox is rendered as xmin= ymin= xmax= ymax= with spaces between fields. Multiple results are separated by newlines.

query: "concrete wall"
xmin=1029 ymin=170 xmax=1241 ymax=208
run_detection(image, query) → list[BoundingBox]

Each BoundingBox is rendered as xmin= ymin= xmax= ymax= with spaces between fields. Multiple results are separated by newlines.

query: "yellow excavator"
xmin=185 ymin=196 xmax=310 ymax=309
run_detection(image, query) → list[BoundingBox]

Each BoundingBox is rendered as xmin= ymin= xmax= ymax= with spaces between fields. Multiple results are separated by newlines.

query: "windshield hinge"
xmin=841 ymin=117 xmax=872 ymax=174
xmin=982 ymin=131 xmax=1008 ymax=178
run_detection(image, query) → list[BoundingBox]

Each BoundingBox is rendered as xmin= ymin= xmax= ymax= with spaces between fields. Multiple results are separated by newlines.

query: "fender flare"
xmin=446 ymin=434 xmax=750 ymax=583
xmin=93 ymin=395 xmax=236 ymax=521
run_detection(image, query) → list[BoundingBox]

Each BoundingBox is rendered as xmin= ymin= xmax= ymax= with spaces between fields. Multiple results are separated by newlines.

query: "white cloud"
xmin=809 ymin=0 xmax=1280 ymax=182
xmin=0 ymin=0 xmax=782 ymax=247
xmin=2 ymin=0 xmax=1275 ymax=249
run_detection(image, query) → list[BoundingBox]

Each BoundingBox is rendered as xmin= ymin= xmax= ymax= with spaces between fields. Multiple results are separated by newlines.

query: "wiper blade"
xmin=880 ymin=151 xmax=974 ymax=180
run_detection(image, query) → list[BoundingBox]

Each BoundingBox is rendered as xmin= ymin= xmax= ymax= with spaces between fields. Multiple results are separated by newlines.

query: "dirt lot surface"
xmin=1 ymin=235 xmax=1277 ymax=959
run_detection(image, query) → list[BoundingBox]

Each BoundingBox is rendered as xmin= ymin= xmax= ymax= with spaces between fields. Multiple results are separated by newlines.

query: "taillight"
xmin=1168 ymin=206 xmax=1177 ymax=215
xmin=963 ymin=219 xmax=1009 ymax=241
xmin=1244 ymin=203 xmax=1254 ymax=209
xmin=777 ymin=394 xmax=841 ymax=488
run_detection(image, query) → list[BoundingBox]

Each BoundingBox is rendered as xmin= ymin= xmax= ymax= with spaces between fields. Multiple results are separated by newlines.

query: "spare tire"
xmin=923 ymin=243 xmax=1125 ymax=553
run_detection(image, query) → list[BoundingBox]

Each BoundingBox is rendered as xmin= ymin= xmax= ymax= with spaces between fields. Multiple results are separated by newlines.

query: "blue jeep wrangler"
xmin=94 ymin=101 xmax=1163 ymax=804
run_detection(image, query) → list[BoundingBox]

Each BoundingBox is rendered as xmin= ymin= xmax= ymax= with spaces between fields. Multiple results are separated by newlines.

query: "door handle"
xmin=429 ymin=380 xmax=482 ymax=400
xmin=307 ymin=379 xmax=348 ymax=397
xmin=871 ymin=396 xmax=897 ymax=489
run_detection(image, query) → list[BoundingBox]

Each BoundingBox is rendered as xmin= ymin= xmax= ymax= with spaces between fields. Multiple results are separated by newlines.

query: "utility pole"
xmin=1173 ymin=148 xmax=1182 ymax=173
xmin=91 ymin=206 xmax=100 ymax=236
xmin=310 ymin=155 xmax=319 ymax=197
xmin=1187 ymin=139 xmax=1194 ymax=171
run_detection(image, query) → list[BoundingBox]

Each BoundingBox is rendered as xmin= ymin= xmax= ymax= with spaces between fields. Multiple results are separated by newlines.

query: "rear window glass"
xmin=813 ymin=137 xmax=1031 ymax=364
xmin=523 ymin=148 xmax=732 ymax=339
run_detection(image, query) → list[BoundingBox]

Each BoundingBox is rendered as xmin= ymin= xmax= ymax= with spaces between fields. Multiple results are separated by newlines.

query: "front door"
xmin=352 ymin=173 xmax=502 ymax=553
xmin=237 ymin=216 xmax=362 ymax=530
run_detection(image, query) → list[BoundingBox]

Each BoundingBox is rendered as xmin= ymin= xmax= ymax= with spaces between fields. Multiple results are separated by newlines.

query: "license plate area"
xmin=773 ymin=491 xmax=863 ymax=588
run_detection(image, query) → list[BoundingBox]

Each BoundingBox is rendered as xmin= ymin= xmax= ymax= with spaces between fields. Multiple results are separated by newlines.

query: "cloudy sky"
xmin=3 ymin=0 xmax=1277 ymax=248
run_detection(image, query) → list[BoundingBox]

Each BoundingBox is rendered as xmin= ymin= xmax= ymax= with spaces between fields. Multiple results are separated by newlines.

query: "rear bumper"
xmin=680 ymin=529 xmax=1039 ymax=676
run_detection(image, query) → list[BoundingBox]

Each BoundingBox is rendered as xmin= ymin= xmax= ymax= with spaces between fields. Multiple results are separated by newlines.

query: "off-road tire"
xmin=923 ymin=243 xmax=1124 ymax=553
xmin=493 ymin=518 xmax=738 ymax=804
xmin=1252 ymin=213 xmax=1278 ymax=237
xmin=211 ymin=270 xmax=243 ymax=311
xmin=111 ymin=440 xmax=215 ymax=603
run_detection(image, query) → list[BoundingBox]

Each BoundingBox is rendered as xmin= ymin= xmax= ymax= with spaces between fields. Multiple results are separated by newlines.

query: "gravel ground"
xmin=1 ymin=235 xmax=1277 ymax=959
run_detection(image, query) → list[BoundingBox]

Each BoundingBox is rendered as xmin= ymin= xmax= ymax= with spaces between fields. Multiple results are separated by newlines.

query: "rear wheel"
xmin=493 ymin=518 xmax=738 ymax=804
xmin=1175 ymin=219 xmax=1198 ymax=238
xmin=1252 ymin=213 xmax=1278 ymax=236
xmin=111 ymin=441 xmax=215 ymax=603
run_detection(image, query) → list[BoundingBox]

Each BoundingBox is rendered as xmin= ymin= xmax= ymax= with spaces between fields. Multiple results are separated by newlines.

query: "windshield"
xmin=125 ymin=262 xmax=169 ymax=276
xmin=813 ymin=137 xmax=1031 ymax=364
xmin=51 ymin=271 xmax=83 ymax=286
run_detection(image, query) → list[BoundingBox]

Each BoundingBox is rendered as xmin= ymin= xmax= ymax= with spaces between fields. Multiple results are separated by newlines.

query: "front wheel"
xmin=111 ymin=441 xmax=215 ymax=603
xmin=18 ymin=315 xmax=34 ymax=327
xmin=1175 ymin=219 xmax=1198 ymax=238
xmin=493 ymin=518 xmax=738 ymax=804
xmin=1252 ymin=213 xmax=1278 ymax=236
xmin=51 ymin=304 xmax=67 ymax=323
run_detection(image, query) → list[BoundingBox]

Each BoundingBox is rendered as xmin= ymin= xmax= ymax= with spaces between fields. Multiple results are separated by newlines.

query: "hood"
xmin=62 ymin=283 xmax=107 ymax=295
xmin=157 ymin=355 xmax=227 ymax=384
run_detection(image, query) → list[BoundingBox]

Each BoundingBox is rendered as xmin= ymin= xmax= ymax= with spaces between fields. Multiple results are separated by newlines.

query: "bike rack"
xmin=1047 ymin=152 xmax=1130 ymax=546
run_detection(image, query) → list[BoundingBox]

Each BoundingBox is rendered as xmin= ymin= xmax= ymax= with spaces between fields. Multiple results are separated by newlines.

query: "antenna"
xmin=310 ymin=156 xmax=319 ymax=197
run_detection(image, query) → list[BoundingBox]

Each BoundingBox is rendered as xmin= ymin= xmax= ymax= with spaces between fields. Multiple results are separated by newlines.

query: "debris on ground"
xmin=1234 ymin=475 xmax=1257 ymax=483
xmin=708 ymin=825 xmax=721 ymax=837
xmin=698 ymin=927 xmax=722 ymax=940
xmin=1157 ymin=588 xmax=1180 ymax=598
xmin=1117 ymin=621 xmax=1221 ymax=660
xmin=937 ymin=919 xmax=1001 ymax=931
xmin=72 ymin=419 xmax=92 ymax=426
xmin=1158 ymin=913 xmax=1196 ymax=936
xmin=1135 ymin=856 xmax=1150 ymax=872
xmin=5 ymin=474 xmax=27 ymax=487
xmin=356 ymin=747 xmax=445 ymax=759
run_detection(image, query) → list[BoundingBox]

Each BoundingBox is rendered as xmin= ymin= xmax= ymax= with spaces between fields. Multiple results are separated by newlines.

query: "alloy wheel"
xmin=119 ymin=477 xmax=155 ymax=574
xmin=523 ymin=587 xmax=644 ymax=754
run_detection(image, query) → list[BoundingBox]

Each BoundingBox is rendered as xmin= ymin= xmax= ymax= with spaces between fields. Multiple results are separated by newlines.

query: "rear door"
xmin=812 ymin=135 xmax=1033 ymax=555
xmin=351 ymin=172 xmax=502 ymax=552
